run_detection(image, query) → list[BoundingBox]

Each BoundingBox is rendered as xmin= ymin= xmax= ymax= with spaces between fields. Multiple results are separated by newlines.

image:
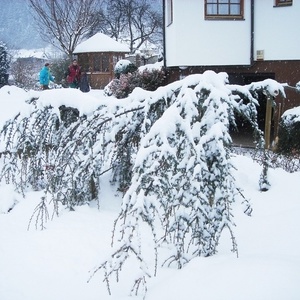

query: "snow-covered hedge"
xmin=277 ymin=106 xmax=300 ymax=154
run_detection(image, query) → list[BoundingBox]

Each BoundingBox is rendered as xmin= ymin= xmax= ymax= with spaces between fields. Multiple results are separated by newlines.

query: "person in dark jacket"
xmin=79 ymin=70 xmax=90 ymax=93
xmin=39 ymin=63 xmax=54 ymax=90
xmin=66 ymin=59 xmax=81 ymax=88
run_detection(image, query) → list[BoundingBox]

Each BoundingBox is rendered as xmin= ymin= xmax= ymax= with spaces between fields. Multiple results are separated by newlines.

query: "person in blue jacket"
xmin=39 ymin=62 xmax=54 ymax=90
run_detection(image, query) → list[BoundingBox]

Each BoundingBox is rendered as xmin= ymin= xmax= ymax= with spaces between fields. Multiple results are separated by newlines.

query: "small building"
xmin=73 ymin=33 xmax=130 ymax=89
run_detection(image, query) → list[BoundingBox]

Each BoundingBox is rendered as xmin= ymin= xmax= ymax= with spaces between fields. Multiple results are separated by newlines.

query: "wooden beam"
xmin=264 ymin=97 xmax=273 ymax=149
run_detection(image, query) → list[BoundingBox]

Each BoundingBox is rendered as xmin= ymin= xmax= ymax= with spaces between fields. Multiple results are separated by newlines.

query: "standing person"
xmin=66 ymin=59 xmax=81 ymax=88
xmin=79 ymin=70 xmax=90 ymax=93
xmin=39 ymin=62 xmax=54 ymax=90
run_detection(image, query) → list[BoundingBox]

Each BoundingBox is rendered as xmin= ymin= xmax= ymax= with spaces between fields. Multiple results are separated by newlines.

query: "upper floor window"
xmin=166 ymin=0 xmax=173 ymax=26
xmin=205 ymin=0 xmax=244 ymax=20
xmin=274 ymin=0 xmax=292 ymax=6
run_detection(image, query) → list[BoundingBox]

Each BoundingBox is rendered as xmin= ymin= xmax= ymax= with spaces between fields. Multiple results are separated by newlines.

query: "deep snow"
xmin=0 ymin=86 xmax=299 ymax=300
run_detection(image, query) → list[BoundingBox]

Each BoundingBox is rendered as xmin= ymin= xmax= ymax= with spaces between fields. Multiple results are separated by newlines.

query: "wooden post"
xmin=264 ymin=97 xmax=273 ymax=149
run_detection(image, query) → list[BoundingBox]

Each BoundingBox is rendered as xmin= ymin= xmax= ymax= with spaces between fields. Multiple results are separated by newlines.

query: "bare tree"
xmin=10 ymin=58 xmax=39 ymax=90
xmin=27 ymin=0 xmax=104 ymax=59
xmin=90 ymin=0 xmax=163 ymax=53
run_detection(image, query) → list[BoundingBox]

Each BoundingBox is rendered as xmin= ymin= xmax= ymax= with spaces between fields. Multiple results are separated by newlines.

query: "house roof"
xmin=73 ymin=33 xmax=130 ymax=54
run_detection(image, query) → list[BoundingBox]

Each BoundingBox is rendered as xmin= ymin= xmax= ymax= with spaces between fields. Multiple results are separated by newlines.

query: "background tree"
xmin=0 ymin=41 xmax=10 ymax=87
xmin=10 ymin=58 xmax=38 ymax=90
xmin=90 ymin=0 xmax=163 ymax=53
xmin=27 ymin=0 xmax=104 ymax=59
xmin=50 ymin=58 xmax=70 ymax=87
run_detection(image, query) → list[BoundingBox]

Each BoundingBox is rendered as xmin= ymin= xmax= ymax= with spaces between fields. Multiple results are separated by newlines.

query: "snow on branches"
xmin=0 ymin=71 xmax=285 ymax=297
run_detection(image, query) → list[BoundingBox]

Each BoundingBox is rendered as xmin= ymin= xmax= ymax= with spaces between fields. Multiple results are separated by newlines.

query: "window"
xmin=205 ymin=0 xmax=244 ymax=20
xmin=274 ymin=0 xmax=292 ymax=7
xmin=93 ymin=55 xmax=101 ymax=72
xmin=93 ymin=54 xmax=110 ymax=73
xmin=101 ymin=54 xmax=109 ymax=73
xmin=166 ymin=0 xmax=173 ymax=26
xmin=79 ymin=53 xmax=90 ymax=72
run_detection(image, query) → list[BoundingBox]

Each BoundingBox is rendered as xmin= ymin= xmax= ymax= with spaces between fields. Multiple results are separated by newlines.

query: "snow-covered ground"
xmin=0 ymin=86 xmax=299 ymax=300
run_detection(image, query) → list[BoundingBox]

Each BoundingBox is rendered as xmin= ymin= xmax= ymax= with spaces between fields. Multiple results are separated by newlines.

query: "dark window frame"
xmin=92 ymin=53 xmax=110 ymax=73
xmin=78 ymin=53 xmax=90 ymax=72
xmin=274 ymin=0 xmax=292 ymax=7
xmin=93 ymin=55 xmax=101 ymax=72
xmin=101 ymin=54 xmax=109 ymax=73
xmin=205 ymin=0 xmax=244 ymax=20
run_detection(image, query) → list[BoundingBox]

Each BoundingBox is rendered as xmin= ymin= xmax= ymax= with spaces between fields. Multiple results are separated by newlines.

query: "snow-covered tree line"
xmin=0 ymin=71 xmax=285 ymax=296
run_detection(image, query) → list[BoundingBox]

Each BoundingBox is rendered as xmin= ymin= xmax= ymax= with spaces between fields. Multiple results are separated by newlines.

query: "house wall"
xmin=254 ymin=1 xmax=300 ymax=61
xmin=164 ymin=0 xmax=300 ymax=66
xmin=164 ymin=0 xmax=300 ymax=113
xmin=165 ymin=0 xmax=252 ymax=67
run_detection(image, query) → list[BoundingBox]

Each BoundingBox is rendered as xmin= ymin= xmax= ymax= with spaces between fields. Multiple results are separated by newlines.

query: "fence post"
xmin=264 ymin=97 xmax=273 ymax=149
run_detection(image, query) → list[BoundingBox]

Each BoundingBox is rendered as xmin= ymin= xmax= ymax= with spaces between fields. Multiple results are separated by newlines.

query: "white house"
xmin=163 ymin=0 xmax=300 ymax=141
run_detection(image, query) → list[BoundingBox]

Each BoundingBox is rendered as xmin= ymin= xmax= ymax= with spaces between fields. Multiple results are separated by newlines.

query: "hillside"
xmin=0 ymin=0 xmax=47 ymax=49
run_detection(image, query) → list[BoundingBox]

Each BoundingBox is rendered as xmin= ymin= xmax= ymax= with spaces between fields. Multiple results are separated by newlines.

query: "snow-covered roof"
xmin=73 ymin=33 xmax=130 ymax=54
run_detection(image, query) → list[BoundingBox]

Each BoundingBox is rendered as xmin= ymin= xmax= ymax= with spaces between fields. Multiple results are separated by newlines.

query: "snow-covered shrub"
xmin=107 ymin=73 xmax=138 ymax=99
xmin=0 ymin=101 xmax=99 ymax=214
xmin=276 ymin=106 xmax=300 ymax=155
xmin=114 ymin=59 xmax=137 ymax=79
xmin=233 ymin=147 xmax=300 ymax=173
xmin=0 ymin=72 xmax=285 ymax=297
xmin=88 ymin=73 xmax=284 ymax=296
xmin=138 ymin=67 xmax=166 ymax=91
xmin=106 ymin=66 xmax=166 ymax=99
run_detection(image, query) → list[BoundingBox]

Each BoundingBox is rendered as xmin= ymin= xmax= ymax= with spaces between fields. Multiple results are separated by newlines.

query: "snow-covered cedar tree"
xmin=0 ymin=71 xmax=285 ymax=296
xmin=0 ymin=41 xmax=10 ymax=87
xmin=105 ymin=62 xmax=166 ymax=98
xmin=114 ymin=59 xmax=137 ymax=79
xmin=276 ymin=106 xmax=300 ymax=155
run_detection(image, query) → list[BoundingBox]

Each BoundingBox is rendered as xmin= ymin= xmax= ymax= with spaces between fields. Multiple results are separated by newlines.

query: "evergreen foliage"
xmin=114 ymin=59 xmax=138 ymax=79
xmin=50 ymin=58 xmax=70 ymax=86
xmin=0 ymin=71 xmax=285 ymax=297
xmin=276 ymin=109 xmax=300 ymax=155
xmin=0 ymin=41 xmax=10 ymax=87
